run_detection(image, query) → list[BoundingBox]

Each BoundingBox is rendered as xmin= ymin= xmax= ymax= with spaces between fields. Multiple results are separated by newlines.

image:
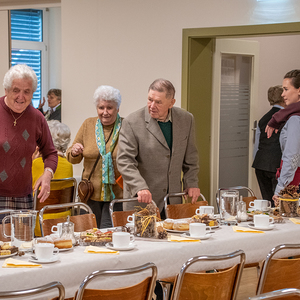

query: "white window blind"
xmin=10 ymin=9 xmax=45 ymax=107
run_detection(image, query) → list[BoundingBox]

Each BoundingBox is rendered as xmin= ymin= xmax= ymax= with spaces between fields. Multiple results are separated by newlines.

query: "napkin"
xmin=84 ymin=246 xmax=119 ymax=254
xmin=2 ymin=258 xmax=42 ymax=268
xmin=168 ymin=235 xmax=200 ymax=242
xmin=232 ymin=226 xmax=264 ymax=233
xmin=289 ymin=218 xmax=300 ymax=225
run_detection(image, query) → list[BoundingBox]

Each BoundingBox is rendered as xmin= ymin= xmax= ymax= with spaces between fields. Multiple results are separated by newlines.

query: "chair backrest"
xmin=171 ymin=249 xmax=245 ymax=300
xmin=216 ymin=186 xmax=256 ymax=212
xmin=109 ymin=198 xmax=161 ymax=227
xmin=0 ymin=209 xmax=14 ymax=242
xmin=39 ymin=202 xmax=97 ymax=236
xmin=249 ymin=288 xmax=300 ymax=299
xmin=0 ymin=281 xmax=65 ymax=299
xmin=33 ymin=177 xmax=77 ymax=213
xmin=257 ymin=244 xmax=300 ymax=295
xmin=164 ymin=192 xmax=208 ymax=219
xmin=74 ymin=262 xmax=157 ymax=300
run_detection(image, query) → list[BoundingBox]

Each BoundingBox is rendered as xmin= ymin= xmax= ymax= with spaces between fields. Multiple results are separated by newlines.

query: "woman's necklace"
xmin=9 ymin=108 xmax=25 ymax=126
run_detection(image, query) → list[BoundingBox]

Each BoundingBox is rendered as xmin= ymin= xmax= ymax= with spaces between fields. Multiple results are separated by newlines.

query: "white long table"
xmin=1 ymin=219 xmax=300 ymax=299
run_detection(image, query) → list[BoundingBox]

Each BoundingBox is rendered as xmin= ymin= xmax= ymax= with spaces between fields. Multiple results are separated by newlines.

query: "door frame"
xmin=182 ymin=22 xmax=300 ymax=204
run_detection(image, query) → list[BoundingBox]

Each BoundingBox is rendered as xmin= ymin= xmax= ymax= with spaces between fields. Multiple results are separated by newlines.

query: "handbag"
xmin=78 ymin=153 xmax=100 ymax=203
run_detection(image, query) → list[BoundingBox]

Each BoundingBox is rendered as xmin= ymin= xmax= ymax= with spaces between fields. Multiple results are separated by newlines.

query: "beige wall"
xmin=1 ymin=0 xmax=300 ymax=192
xmin=0 ymin=10 xmax=9 ymax=96
xmin=61 ymin=0 xmax=300 ymax=179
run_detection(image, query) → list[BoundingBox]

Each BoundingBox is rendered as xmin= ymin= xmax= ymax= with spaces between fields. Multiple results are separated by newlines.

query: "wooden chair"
xmin=249 ymin=288 xmax=300 ymax=299
xmin=39 ymin=202 xmax=97 ymax=236
xmin=109 ymin=198 xmax=161 ymax=227
xmin=33 ymin=177 xmax=77 ymax=212
xmin=0 ymin=281 xmax=65 ymax=299
xmin=171 ymin=249 xmax=245 ymax=300
xmin=33 ymin=178 xmax=77 ymax=236
xmin=0 ymin=209 xmax=13 ymax=242
xmin=74 ymin=262 xmax=157 ymax=300
xmin=164 ymin=192 xmax=208 ymax=219
xmin=256 ymin=244 xmax=300 ymax=296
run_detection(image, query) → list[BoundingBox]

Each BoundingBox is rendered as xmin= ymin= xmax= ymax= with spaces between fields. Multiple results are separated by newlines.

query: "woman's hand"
xmin=38 ymin=97 xmax=46 ymax=110
xmin=272 ymin=194 xmax=280 ymax=207
xmin=32 ymin=146 xmax=40 ymax=160
xmin=265 ymin=125 xmax=278 ymax=138
xmin=71 ymin=143 xmax=84 ymax=156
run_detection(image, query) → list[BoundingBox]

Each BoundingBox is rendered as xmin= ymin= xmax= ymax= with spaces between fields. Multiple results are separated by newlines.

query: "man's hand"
xmin=137 ymin=190 xmax=152 ymax=203
xmin=265 ymin=125 xmax=278 ymax=138
xmin=272 ymin=194 xmax=280 ymax=207
xmin=33 ymin=169 xmax=52 ymax=203
xmin=184 ymin=187 xmax=201 ymax=204
xmin=38 ymin=97 xmax=46 ymax=110
xmin=71 ymin=143 xmax=84 ymax=156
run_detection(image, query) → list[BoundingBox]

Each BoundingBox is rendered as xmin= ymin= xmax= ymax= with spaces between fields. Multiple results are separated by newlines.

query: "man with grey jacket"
xmin=117 ymin=78 xmax=200 ymax=217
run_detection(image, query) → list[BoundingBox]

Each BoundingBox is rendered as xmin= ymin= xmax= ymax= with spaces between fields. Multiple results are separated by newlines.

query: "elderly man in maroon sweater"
xmin=0 ymin=64 xmax=57 ymax=210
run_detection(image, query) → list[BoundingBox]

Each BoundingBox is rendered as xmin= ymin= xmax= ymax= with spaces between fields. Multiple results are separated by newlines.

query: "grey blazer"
xmin=117 ymin=106 xmax=199 ymax=212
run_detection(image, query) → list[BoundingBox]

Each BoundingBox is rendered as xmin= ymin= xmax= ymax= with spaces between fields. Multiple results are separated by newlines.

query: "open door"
xmin=211 ymin=39 xmax=259 ymax=198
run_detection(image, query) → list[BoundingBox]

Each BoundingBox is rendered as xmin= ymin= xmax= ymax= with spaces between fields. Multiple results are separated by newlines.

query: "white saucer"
xmin=105 ymin=242 xmax=136 ymax=251
xmin=248 ymin=223 xmax=275 ymax=231
xmin=248 ymin=207 xmax=270 ymax=213
xmin=29 ymin=255 xmax=60 ymax=264
xmin=181 ymin=233 xmax=212 ymax=240
xmin=58 ymin=246 xmax=73 ymax=252
xmin=0 ymin=252 xmax=18 ymax=259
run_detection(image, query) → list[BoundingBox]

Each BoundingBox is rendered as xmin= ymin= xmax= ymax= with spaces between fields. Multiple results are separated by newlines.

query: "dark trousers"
xmin=87 ymin=200 xmax=122 ymax=229
xmin=255 ymin=169 xmax=277 ymax=207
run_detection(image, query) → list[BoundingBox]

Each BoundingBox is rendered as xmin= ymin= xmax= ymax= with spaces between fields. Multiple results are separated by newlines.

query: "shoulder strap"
xmin=88 ymin=153 xmax=101 ymax=180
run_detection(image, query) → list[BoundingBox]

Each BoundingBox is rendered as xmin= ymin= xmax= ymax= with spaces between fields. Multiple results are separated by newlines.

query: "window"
xmin=10 ymin=9 xmax=48 ymax=108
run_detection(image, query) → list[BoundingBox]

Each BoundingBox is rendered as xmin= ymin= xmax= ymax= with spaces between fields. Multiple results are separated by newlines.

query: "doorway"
xmin=181 ymin=22 xmax=300 ymax=204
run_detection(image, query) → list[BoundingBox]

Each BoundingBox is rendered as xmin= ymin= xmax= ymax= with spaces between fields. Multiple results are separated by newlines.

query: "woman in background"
xmin=252 ymin=85 xmax=285 ymax=206
xmin=32 ymin=120 xmax=73 ymax=187
xmin=66 ymin=85 xmax=123 ymax=228
xmin=266 ymin=70 xmax=300 ymax=205
xmin=38 ymin=89 xmax=62 ymax=121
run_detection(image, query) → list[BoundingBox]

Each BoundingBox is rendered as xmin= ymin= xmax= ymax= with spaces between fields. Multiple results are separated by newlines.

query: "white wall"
xmin=61 ymin=0 xmax=300 ymax=179
xmin=0 ymin=10 xmax=9 ymax=96
xmin=48 ymin=7 xmax=61 ymax=90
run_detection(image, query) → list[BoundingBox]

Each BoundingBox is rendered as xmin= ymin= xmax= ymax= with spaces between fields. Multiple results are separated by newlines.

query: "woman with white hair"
xmin=32 ymin=120 xmax=73 ymax=187
xmin=0 ymin=64 xmax=57 ymax=210
xmin=66 ymin=85 xmax=123 ymax=228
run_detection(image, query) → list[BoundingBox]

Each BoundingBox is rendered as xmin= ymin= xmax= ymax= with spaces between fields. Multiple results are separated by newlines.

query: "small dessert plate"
xmin=248 ymin=223 xmax=275 ymax=231
xmin=181 ymin=233 xmax=212 ymax=240
xmin=29 ymin=255 xmax=60 ymax=264
xmin=105 ymin=242 xmax=136 ymax=251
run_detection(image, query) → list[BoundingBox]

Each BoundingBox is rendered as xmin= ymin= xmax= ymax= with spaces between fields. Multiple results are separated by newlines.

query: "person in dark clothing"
xmin=252 ymin=85 xmax=286 ymax=206
xmin=38 ymin=89 xmax=61 ymax=121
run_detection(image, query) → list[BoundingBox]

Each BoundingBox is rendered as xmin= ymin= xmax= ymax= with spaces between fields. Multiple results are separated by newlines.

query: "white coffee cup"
xmin=112 ymin=232 xmax=135 ymax=248
xmin=127 ymin=215 xmax=134 ymax=223
xmin=249 ymin=200 xmax=271 ymax=211
xmin=196 ymin=206 xmax=214 ymax=216
xmin=34 ymin=243 xmax=59 ymax=260
xmin=51 ymin=223 xmax=63 ymax=236
xmin=189 ymin=223 xmax=211 ymax=237
xmin=254 ymin=214 xmax=274 ymax=228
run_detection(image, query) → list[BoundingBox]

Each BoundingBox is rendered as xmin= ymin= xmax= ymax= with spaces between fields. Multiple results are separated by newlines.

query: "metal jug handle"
xmin=2 ymin=215 xmax=11 ymax=238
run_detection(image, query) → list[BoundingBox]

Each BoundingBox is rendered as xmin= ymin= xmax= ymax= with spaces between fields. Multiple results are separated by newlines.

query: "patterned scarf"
xmin=95 ymin=114 xmax=121 ymax=201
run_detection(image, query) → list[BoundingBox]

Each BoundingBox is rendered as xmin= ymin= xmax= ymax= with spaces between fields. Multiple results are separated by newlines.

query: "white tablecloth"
xmin=1 ymin=220 xmax=300 ymax=299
